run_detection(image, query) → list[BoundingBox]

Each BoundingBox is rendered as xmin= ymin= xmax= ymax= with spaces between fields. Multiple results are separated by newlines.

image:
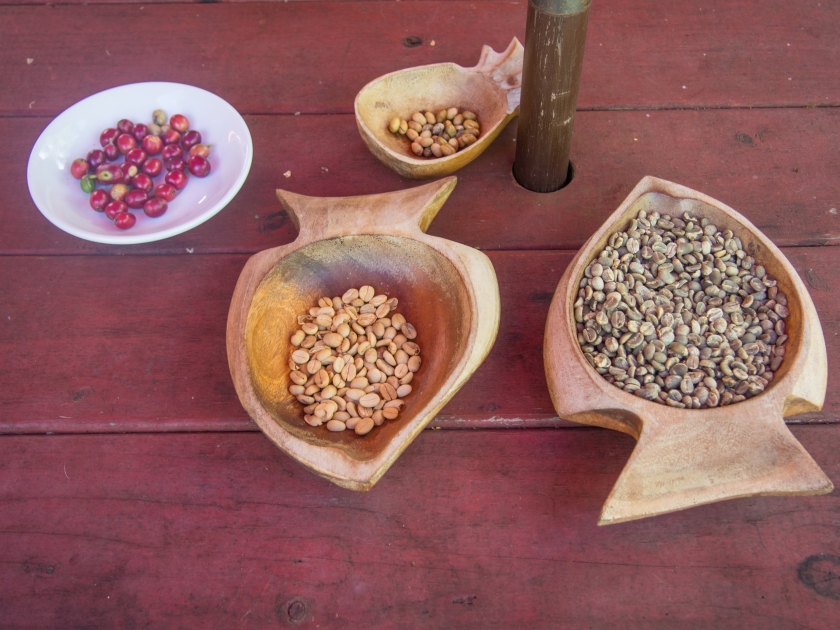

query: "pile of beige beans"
xmin=388 ymin=108 xmax=480 ymax=158
xmin=575 ymin=208 xmax=790 ymax=409
xmin=288 ymin=286 xmax=422 ymax=436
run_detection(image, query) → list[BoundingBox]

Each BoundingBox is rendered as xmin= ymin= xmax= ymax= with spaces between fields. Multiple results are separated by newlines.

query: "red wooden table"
xmin=2 ymin=1 xmax=840 ymax=627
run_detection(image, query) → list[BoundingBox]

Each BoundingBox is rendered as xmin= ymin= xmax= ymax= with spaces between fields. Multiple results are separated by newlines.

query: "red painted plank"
xmin=1 ymin=428 xmax=838 ymax=628
xmin=1 ymin=1 xmax=838 ymax=117
xmin=1 ymin=248 xmax=838 ymax=434
xmin=7 ymin=108 xmax=840 ymax=255
xmin=2 ymin=0 xmax=517 ymax=3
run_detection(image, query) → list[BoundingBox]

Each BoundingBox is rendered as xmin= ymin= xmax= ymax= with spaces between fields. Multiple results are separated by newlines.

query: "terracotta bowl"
xmin=544 ymin=176 xmax=833 ymax=525
xmin=355 ymin=38 xmax=523 ymax=179
xmin=227 ymin=177 xmax=500 ymax=491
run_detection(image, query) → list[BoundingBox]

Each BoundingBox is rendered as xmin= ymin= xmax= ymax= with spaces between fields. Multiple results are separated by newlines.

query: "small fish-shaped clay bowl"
xmin=354 ymin=38 xmax=523 ymax=179
xmin=544 ymin=176 xmax=833 ymax=525
xmin=227 ymin=177 xmax=499 ymax=491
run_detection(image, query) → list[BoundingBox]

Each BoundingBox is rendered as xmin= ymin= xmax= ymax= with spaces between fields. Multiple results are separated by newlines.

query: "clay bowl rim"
xmin=353 ymin=61 xmax=514 ymax=170
xmin=244 ymin=232 xmax=475 ymax=462
xmin=548 ymin=176 xmax=823 ymax=429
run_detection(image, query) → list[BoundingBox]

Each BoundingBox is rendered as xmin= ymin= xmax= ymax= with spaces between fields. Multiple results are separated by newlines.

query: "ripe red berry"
xmin=160 ymin=129 xmax=181 ymax=145
xmin=141 ymin=134 xmax=163 ymax=156
xmin=77 ymin=111 xmax=212 ymax=228
xmin=154 ymin=183 xmax=177 ymax=201
xmin=103 ymin=143 xmax=119 ymax=161
xmin=116 ymin=133 xmax=137 ymax=155
xmin=125 ymin=147 xmax=147 ymax=166
xmin=164 ymin=170 xmax=188 ymax=190
xmin=114 ymin=211 xmax=136 ymax=230
xmin=161 ymin=144 xmax=184 ymax=162
xmin=131 ymin=173 xmax=154 ymax=193
xmin=165 ymin=158 xmax=186 ymax=172
xmin=188 ymin=155 xmax=211 ymax=178
xmin=104 ymin=200 xmax=128 ymax=220
xmin=142 ymin=157 xmax=163 ymax=177
xmin=188 ymin=144 xmax=211 ymax=159
xmin=133 ymin=123 xmax=149 ymax=142
xmin=89 ymin=189 xmax=110 ymax=211
xmin=169 ymin=114 xmax=190 ymax=133
xmin=116 ymin=119 xmax=135 ymax=135
xmin=70 ymin=158 xmax=89 ymax=179
xmin=181 ymin=130 xmax=202 ymax=150
xmin=87 ymin=149 xmax=106 ymax=169
xmin=124 ymin=189 xmax=149 ymax=209
xmin=143 ymin=198 xmax=168 ymax=218
xmin=100 ymin=128 xmax=119 ymax=146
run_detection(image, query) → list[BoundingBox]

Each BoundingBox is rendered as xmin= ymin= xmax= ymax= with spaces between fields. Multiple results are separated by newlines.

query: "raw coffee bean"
xmin=575 ymin=207 xmax=788 ymax=408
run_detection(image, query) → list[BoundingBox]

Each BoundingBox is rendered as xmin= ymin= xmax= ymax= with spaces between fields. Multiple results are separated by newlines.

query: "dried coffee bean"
xmin=355 ymin=417 xmax=374 ymax=436
xmin=388 ymin=107 xmax=480 ymax=159
xmin=287 ymin=285 xmax=421 ymax=437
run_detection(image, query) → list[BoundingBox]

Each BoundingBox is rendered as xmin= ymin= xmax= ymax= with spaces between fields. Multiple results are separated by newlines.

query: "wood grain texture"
xmin=1 ymin=0 xmax=838 ymax=117
xmin=7 ymin=108 xmax=840 ymax=255
xmin=1 ymin=428 xmax=839 ymax=628
xmin=1 ymin=248 xmax=838 ymax=435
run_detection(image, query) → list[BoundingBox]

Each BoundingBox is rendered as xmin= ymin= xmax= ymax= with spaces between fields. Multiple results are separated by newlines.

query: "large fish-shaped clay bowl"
xmin=227 ymin=177 xmax=499 ymax=491
xmin=355 ymin=38 xmax=523 ymax=179
xmin=544 ymin=176 xmax=833 ymax=525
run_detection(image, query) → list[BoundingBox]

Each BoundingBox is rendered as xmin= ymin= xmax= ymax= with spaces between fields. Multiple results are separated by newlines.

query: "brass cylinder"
xmin=513 ymin=0 xmax=591 ymax=192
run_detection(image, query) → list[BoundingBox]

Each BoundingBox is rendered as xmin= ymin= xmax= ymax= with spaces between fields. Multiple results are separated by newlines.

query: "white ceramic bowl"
xmin=27 ymin=82 xmax=252 ymax=245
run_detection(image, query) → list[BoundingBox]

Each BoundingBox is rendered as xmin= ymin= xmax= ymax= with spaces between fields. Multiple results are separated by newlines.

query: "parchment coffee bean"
xmin=287 ymin=285 xmax=422 ymax=437
xmin=327 ymin=420 xmax=346 ymax=432
xmin=355 ymin=417 xmax=375 ymax=436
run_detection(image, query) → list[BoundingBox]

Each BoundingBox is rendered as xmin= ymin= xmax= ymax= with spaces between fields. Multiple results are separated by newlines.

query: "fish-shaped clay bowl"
xmin=227 ymin=177 xmax=499 ymax=490
xmin=544 ymin=176 xmax=833 ymax=525
xmin=355 ymin=38 xmax=523 ymax=179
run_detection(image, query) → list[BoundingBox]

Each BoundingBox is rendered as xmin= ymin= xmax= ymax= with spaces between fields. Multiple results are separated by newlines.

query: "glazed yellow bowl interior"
xmin=244 ymin=235 xmax=471 ymax=461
